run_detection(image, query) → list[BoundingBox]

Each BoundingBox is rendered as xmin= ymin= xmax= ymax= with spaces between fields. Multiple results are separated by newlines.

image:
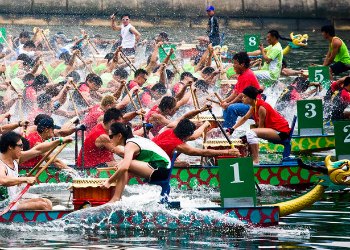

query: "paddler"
xmin=0 ymin=131 xmax=72 ymax=210
xmin=330 ymin=77 xmax=350 ymax=121
xmin=101 ymin=122 xmax=171 ymax=202
xmin=227 ymin=86 xmax=290 ymax=164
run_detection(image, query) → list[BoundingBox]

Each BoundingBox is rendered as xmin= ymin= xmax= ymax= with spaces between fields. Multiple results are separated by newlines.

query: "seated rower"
xmin=77 ymin=108 xmax=125 ymax=168
xmin=228 ymin=86 xmax=290 ymax=164
xmin=20 ymin=118 xmax=73 ymax=172
xmin=0 ymin=131 xmax=72 ymax=210
xmin=330 ymin=76 xmax=350 ymax=121
xmin=153 ymin=118 xmax=240 ymax=161
xmin=101 ymin=122 xmax=171 ymax=202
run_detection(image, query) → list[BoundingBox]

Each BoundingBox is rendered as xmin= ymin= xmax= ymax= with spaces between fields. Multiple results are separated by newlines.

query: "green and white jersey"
xmin=126 ymin=137 xmax=170 ymax=169
xmin=261 ymin=42 xmax=283 ymax=81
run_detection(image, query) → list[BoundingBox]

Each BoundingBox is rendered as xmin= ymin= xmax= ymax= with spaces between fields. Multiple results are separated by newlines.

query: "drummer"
xmin=101 ymin=122 xmax=170 ymax=202
xmin=0 ymin=131 xmax=72 ymax=210
xmin=228 ymin=86 xmax=290 ymax=164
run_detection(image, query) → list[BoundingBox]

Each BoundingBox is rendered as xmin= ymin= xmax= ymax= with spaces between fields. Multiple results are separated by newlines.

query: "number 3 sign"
xmin=297 ymin=99 xmax=324 ymax=136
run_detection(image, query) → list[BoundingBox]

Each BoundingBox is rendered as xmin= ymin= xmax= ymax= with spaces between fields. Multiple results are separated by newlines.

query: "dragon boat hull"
xmin=0 ymin=206 xmax=279 ymax=227
xmin=260 ymin=134 xmax=335 ymax=154
xmin=19 ymin=160 xmax=320 ymax=189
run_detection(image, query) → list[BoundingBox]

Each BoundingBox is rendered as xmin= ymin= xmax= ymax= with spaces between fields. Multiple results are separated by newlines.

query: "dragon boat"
xmin=18 ymin=156 xmax=322 ymax=189
xmin=1 ymin=156 xmax=348 ymax=228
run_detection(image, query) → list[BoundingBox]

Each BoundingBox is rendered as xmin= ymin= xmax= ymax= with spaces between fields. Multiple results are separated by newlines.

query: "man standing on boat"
xmin=110 ymin=13 xmax=141 ymax=56
xmin=321 ymin=25 xmax=350 ymax=76
xmin=206 ymin=5 xmax=220 ymax=46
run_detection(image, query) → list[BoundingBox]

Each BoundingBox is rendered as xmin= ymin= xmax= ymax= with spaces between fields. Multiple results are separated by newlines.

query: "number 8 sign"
xmin=308 ymin=66 xmax=330 ymax=89
xmin=244 ymin=34 xmax=260 ymax=52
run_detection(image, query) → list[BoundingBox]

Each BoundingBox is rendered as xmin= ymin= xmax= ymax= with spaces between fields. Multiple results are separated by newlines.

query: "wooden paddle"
xmin=0 ymin=143 xmax=68 ymax=216
xmin=122 ymin=80 xmax=138 ymax=110
xmin=70 ymin=81 xmax=91 ymax=107
xmin=26 ymin=144 xmax=58 ymax=177
xmin=135 ymin=92 xmax=148 ymax=138
xmin=120 ymin=50 xmax=137 ymax=72
xmin=160 ymin=45 xmax=182 ymax=73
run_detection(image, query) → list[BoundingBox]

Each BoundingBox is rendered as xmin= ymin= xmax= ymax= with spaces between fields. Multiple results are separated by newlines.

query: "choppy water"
xmin=0 ymin=24 xmax=350 ymax=249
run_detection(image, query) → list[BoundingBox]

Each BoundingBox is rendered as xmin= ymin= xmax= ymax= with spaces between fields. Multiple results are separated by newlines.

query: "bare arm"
xmin=130 ymin=27 xmax=141 ymax=43
xmin=257 ymin=106 xmax=267 ymax=128
xmin=176 ymin=143 xmax=239 ymax=157
xmin=232 ymin=107 xmax=254 ymax=130
xmin=95 ymin=134 xmax=124 ymax=156
xmin=106 ymin=142 xmax=138 ymax=184
xmin=19 ymin=137 xmax=72 ymax=164
xmin=0 ymin=166 xmax=34 ymax=186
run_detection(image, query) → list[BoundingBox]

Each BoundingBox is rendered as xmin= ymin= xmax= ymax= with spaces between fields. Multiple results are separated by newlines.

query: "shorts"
xmin=122 ymin=48 xmax=135 ymax=56
xmin=277 ymin=131 xmax=289 ymax=141
xmin=330 ymin=62 xmax=350 ymax=75
xmin=147 ymin=161 xmax=171 ymax=182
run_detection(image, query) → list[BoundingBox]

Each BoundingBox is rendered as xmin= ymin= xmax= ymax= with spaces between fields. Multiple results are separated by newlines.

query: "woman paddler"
xmin=101 ymin=122 xmax=171 ymax=202
xmin=0 ymin=131 xmax=72 ymax=210
xmin=227 ymin=86 xmax=290 ymax=164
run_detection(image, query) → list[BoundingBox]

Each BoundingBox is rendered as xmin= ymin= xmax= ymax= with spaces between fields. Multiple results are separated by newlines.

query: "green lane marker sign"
xmin=334 ymin=120 xmax=350 ymax=160
xmin=159 ymin=44 xmax=176 ymax=62
xmin=217 ymin=157 xmax=256 ymax=207
xmin=0 ymin=28 xmax=6 ymax=43
xmin=297 ymin=99 xmax=323 ymax=136
xmin=244 ymin=34 xmax=260 ymax=52
xmin=308 ymin=66 xmax=330 ymax=89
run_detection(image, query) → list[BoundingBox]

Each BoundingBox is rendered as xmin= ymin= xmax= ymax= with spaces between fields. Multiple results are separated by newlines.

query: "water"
xmin=1 ymin=24 xmax=350 ymax=249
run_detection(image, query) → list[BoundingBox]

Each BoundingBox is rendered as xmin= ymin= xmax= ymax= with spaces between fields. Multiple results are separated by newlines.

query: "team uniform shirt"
xmin=145 ymin=105 xmax=165 ymax=136
xmin=260 ymin=42 xmax=283 ymax=81
xmin=82 ymin=104 xmax=104 ymax=133
xmin=331 ymin=89 xmax=350 ymax=120
xmin=152 ymin=129 xmax=184 ymax=158
xmin=331 ymin=37 xmax=350 ymax=65
xmin=0 ymin=160 xmax=19 ymax=203
xmin=235 ymin=69 xmax=261 ymax=94
xmin=77 ymin=123 xmax=114 ymax=168
xmin=20 ymin=131 xmax=43 ymax=168
xmin=121 ymin=23 xmax=136 ymax=49
xmin=253 ymin=99 xmax=290 ymax=134
xmin=127 ymin=137 xmax=170 ymax=169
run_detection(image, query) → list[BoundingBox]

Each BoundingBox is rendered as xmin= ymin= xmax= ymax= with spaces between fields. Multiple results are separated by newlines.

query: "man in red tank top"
xmin=77 ymin=108 xmax=125 ymax=168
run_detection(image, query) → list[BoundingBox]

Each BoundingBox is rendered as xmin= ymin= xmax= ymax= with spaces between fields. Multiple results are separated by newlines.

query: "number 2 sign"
xmin=244 ymin=34 xmax=260 ymax=52
xmin=334 ymin=121 xmax=350 ymax=160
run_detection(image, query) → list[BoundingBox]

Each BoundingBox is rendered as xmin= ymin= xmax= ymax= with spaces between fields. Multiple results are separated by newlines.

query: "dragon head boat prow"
xmin=324 ymin=155 xmax=350 ymax=186
xmin=273 ymin=155 xmax=350 ymax=217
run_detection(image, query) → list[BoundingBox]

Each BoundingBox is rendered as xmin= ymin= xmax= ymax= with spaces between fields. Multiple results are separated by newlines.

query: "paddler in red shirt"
xmin=228 ymin=86 xmax=290 ymax=164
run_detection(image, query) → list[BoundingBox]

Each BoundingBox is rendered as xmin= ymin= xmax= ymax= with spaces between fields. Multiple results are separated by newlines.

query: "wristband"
xmin=226 ymin=127 xmax=235 ymax=135
xmin=59 ymin=137 xmax=63 ymax=145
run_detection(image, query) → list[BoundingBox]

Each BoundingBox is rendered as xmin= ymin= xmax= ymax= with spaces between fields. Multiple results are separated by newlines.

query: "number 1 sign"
xmin=334 ymin=121 xmax=350 ymax=160
xmin=244 ymin=34 xmax=260 ymax=52
xmin=217 ymin=157 xmax=256 ymax=207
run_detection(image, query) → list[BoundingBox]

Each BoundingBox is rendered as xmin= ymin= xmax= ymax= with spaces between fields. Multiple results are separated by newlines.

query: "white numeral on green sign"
xmin=343 ymin=125 xmax=350 ymax=143
xmin=305 ymin=103 xmax=317 ymax=118
xmin=315 ymin=69 xmax=324 ymax=82
xmin=248 ymin=37 xmax=257 ymax=46
xmin=230 ymin=163 xmax=244 ymax=184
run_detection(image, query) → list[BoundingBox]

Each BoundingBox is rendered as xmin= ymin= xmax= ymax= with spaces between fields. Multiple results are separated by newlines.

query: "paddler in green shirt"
xmin=321 ymin=25 xmax=350 ymax=77
xmin=248 ymin=30 xmax=283 ymax=88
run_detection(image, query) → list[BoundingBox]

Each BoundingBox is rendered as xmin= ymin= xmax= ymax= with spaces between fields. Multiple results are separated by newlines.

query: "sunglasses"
xmin=15 ymin=144 xmax=23 ymax=149
xmin=109 ymin=134 xmax=114 ymax=139
xmin=122 ymin=18 xmax=129 ymax=21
